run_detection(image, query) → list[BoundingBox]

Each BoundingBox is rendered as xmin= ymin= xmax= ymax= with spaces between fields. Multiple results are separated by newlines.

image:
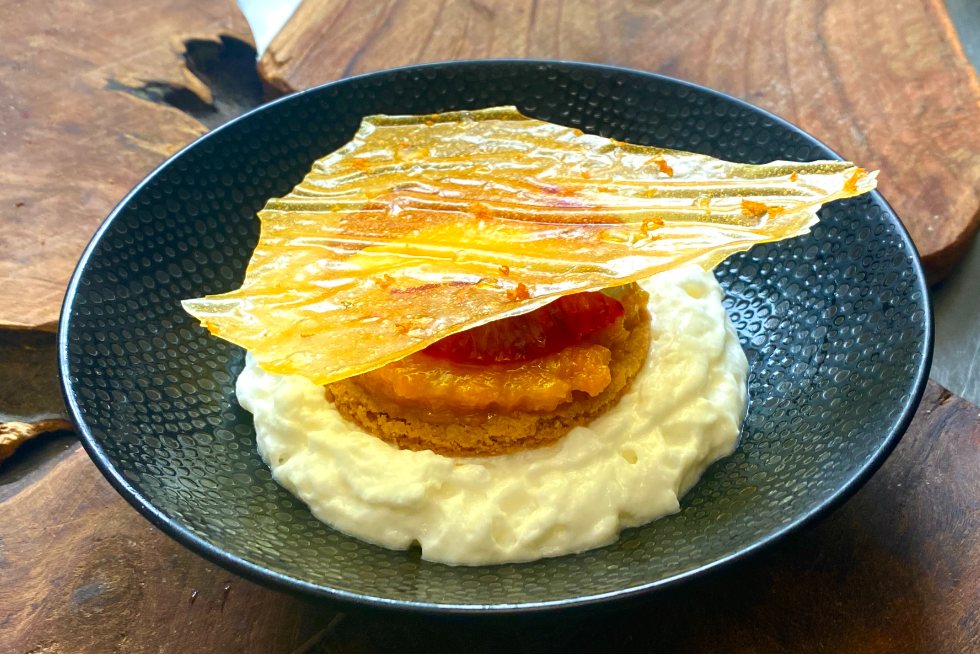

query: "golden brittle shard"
xmin=182 ymin=107 xmax=877 ymax=384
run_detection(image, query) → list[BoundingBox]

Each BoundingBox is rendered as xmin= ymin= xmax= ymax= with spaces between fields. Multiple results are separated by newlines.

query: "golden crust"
xmin=324 ymin=287 xmax=651 ymax=457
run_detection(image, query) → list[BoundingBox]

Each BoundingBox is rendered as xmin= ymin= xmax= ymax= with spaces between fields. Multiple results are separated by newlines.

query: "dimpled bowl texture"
xmin=59 ymin=61 xmax=931 ymax=614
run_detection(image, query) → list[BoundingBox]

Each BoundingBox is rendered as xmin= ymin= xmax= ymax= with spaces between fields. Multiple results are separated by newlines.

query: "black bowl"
xmin=59 ymin=60 xmax=932 ymax=614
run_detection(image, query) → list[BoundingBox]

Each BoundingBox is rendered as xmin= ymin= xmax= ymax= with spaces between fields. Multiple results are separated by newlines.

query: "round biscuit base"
xmin=324 ymin=305 xmax=652 ymax=457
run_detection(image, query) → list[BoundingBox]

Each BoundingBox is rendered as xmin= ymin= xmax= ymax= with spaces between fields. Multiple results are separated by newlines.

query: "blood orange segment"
xmin=423 ymin=291 xmax=624 ymax=365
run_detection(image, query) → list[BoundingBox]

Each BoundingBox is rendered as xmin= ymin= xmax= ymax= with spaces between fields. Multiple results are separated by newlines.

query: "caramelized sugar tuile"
xmin=183 ymin=107 xmax=877 ymax=386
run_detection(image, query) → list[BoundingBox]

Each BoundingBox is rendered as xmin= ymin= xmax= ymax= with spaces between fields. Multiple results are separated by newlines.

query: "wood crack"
xmin=105 ymin=34 xmax=262 ymax=129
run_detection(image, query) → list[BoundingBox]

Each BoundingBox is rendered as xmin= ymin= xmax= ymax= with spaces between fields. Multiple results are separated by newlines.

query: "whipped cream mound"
xmin=237 ymin=266 xmax=748 ymax=565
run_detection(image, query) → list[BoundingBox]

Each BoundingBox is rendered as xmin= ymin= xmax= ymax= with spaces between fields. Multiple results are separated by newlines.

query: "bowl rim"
xmin=58 ymin=58 xmax=935 ymax=615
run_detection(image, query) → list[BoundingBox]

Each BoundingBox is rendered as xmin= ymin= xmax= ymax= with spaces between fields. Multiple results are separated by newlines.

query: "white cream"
xmin=237 ymin=266 xmax=748 ymax=565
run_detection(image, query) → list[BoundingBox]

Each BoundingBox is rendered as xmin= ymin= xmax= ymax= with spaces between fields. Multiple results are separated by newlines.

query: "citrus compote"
xmin=354 ymin=287 xmax=645 ymax=414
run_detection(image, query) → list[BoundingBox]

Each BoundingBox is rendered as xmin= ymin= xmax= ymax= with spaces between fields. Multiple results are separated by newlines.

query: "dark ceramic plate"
xmin=59 ymin=61 xmax=932 ymax=614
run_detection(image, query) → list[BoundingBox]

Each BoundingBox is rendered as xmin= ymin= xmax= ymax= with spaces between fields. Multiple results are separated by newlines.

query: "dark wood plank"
xmin=0 ymin=0 xmax=260 ymax=331
xmin=258 ymin=0 xmax=980 ymax=284
xmin=2 ymin=381 xmax=976 ymax=652
xmin=0 ymin=445 xmax=337 ymax=653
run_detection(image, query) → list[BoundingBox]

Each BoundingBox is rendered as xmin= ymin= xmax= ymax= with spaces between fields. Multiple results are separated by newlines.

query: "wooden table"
xmin=2 ymin=1 xmax=979 ymax=651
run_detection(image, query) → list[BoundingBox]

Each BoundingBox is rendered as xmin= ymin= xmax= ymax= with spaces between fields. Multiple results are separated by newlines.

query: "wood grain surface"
xmin=2 ymin=381 xmax=977 ymax=653
xmin=259 ymin=0 xmax=980 ymax=284
xmin=0 ymin=448 xmax=336 ymax=653
xmin=0 ymin=0 xmax=257 ymax=332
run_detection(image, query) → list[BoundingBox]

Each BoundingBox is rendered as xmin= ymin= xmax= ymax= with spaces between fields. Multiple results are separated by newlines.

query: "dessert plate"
xmin=59 ymin=60 xmax=932 ymax=614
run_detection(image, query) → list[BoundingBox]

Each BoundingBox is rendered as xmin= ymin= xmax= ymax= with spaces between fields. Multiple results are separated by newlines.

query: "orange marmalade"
xmin=353 ymin=285 xmax=645 ymax=414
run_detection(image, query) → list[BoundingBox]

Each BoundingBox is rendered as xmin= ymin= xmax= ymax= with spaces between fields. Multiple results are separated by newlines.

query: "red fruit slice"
xmin=423 ymin=291 xmax=624 ymax=365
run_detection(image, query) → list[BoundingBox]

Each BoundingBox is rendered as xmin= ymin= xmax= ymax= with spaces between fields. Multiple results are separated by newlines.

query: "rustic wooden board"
xmin=259 ymin=0 xmax=980 ymax=284
xmin=2 ymin=381 xmax=976 ymax=652
xmin=0 ymin=446 xmax=338 ymax=653
xmin=0 ymin=0 xmax=258 ymax=332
